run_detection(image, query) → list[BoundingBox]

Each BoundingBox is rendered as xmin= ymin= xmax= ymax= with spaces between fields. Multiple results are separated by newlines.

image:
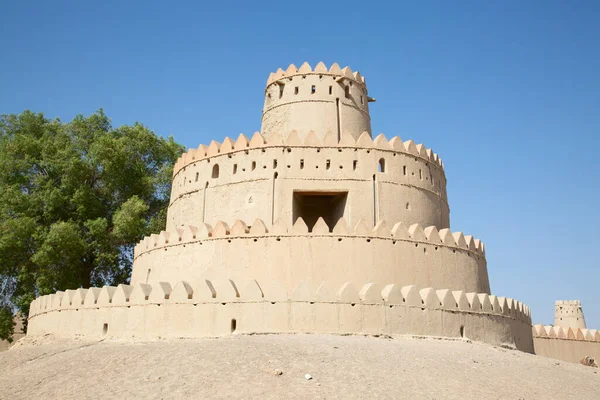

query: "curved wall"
xmin=262 ymin=62 xmax=371 ymax=141
xmin=167 ymin=132 xmax=449 ymax=232
xmin=27 ymin=278 xmax=533 ymax=353
xmin=131 ymin=219 xmax=489 ymax=294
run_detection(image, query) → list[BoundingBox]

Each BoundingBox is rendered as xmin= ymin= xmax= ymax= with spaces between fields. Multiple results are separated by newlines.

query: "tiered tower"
xmin=554 ymin=300 xmax=586 ymax=329
xmin=26 ymin=62 xmax=533 ymax=353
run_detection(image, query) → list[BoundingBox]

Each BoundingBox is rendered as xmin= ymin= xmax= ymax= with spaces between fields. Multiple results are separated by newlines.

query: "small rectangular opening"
xmin=311 ymin=85 xmax=316 ymax=94
xmin=293 ymin=191 xmax=348 ymax=232
xmin=273 ymin=159 xmax=278 ymax=169
xmin=102 ymin=323 xmax=108 ymax=337
xmin=294 ymin=87 xmax=299 ymax=95
xmin=231 ymin=319 xmax=237 ymax=333
xmin=233 ymin=164 xmax=238 ymax=174
xmin=300 ymin=159 xmax=304 ymax=169
xmin=326 ymin=159 xmax=331 ymax=170
xmin=329 ymin=86 xmax=333 ymax=95
xmin=195 ymin=172 xmax=199 ymax=182
xmin=353 ymin=160 xmax=358 ymax=170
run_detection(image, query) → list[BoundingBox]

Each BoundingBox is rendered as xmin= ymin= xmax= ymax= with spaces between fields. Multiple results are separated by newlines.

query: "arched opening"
xmin=378 ymin=158 xmax=385 ymax=173
xmin=211 ymin=164 xmax=219 ymax=179
xmin=460 ymin=325 xmax=465 ymax=338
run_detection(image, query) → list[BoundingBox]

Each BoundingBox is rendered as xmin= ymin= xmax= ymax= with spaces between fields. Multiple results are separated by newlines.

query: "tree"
xmin=0 ymin=110 xmax=184 ymax=340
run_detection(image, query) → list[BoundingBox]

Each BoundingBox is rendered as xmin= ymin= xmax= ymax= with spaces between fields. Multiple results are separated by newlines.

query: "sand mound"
xmin=1 ymin=334 xmax=598 ymax=399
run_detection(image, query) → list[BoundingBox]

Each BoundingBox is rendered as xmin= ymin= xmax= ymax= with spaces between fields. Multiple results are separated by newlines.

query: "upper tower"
xmin=261 ymin=62 xmax=373 ymax=142
xmin=554 ymin=300 xmax=587 ymax=329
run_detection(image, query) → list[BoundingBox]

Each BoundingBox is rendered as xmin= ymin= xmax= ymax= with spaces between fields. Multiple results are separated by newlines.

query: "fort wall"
xmin=27 ymin=278 xmax=533 ymax=353
xmin=131 ymin=217 xmax=489 ymax=294
xmin=167 ymin=132 xmax=449 ymax=232
xmin=532 ymin=325 xmax=600 ymax=364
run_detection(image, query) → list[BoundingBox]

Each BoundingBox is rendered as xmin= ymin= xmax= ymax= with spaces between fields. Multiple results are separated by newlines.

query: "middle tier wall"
xmin=131 ymin=232 xmax=489 ymax=295
xmin=167 ymin=146 xmax=449 ymax=232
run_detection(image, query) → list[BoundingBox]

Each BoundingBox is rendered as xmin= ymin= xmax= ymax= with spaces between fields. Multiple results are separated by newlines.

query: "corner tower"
xmin=554 ymin=300 xmax=587 ymax=329
xmin=261 ymin=62 xmax=373 ymax=142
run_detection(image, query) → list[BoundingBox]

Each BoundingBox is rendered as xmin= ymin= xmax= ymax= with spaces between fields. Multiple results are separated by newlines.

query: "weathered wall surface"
xmin=167 ymin=132 xmax=449 ymax=232
xmin=131 ymin=217 xmax=489 ymax=294
xmin=27 ymin=279 xmax=533 ymax=353
xmin=261 ymin=62 xmax=371 ymax=141
xmin=532 ymin=325 xmax=600 ymax=363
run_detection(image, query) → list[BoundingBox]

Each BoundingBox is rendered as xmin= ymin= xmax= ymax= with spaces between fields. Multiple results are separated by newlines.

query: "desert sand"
xmin=1 ymin=334 xmax=598 ymax=399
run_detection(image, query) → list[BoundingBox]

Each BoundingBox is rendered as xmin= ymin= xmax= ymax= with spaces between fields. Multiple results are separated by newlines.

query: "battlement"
xmin=533 ymin=325 xmax=599 ymax=341
xmin=134 ymin=217 xmax=483 ymax=258
xmin=27 ymin=277 xmax=532 ymax=352
xmin=172 ymin=131 xmax=444 ymax=178
xmin=555 ymin=300 xmax=581 ymax=306
xmin=266 ymin=62 xmax=367 ymax=91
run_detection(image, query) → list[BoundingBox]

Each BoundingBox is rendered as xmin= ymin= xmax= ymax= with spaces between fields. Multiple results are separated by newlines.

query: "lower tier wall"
xmin=532 ymin=325 xmax=600 ymax=364
xmin=27 ymin=280 xmax=533 ymax=353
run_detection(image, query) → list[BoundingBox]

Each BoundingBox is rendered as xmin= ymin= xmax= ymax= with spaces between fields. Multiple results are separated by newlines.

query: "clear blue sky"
xmin=1 ymin=1 xmax=599 ymax=328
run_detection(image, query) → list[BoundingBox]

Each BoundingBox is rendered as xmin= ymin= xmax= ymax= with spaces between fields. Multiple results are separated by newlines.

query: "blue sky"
xmin=1 ymin=1 xmax=599 ymax=327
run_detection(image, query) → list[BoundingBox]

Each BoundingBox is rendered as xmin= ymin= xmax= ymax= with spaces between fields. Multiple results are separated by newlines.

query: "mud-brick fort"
xmin=25 ymin=62 xmax=599 ymax=363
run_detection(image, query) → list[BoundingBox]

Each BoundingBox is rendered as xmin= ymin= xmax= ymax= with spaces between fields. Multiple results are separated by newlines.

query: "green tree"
xmin=0 ymin=110 xmax=184 ymax=340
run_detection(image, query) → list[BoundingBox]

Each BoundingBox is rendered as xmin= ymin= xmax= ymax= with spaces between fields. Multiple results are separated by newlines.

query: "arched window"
xmin=212 ymin=164 xmax=219 ymax=179
xmin=378 ymin=158 xmax=385 ymax=173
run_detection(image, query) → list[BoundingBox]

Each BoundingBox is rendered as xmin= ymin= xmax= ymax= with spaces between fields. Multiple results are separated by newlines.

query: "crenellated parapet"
xmin=130 ymin=217 xmax=489 ymax=295
xmin=135 ymin=217 xmax=482 ymax=258
xmin=266 ymin=62 xmax=367 ymax=90
xmin=172 ymin=131 xmax=444 ymax=178
xmin=27 ymin=277 xmax=532 ymax=352
xmin=532 ymin=325 xmax=599 ymax=341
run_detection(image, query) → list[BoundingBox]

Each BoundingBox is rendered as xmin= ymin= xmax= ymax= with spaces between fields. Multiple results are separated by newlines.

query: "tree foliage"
xmin=0 ymin=110 xmax=183 ymax=340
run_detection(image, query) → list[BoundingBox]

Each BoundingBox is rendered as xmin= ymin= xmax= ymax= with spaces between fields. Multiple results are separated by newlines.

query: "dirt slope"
xmin=1 ymin=334 xmax=598 ymax=399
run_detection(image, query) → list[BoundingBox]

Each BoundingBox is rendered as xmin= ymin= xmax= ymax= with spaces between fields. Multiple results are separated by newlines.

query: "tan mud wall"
xmin=532 ymin=325 xmax=600 ymax=364
xmin=167 ymin=134 xmax=449 ymax=233
xmin=131 ymin=219 xmax=488 ymax=294
xmin=27 ymin=279 xmax=533 ymax=353
xmin=534 ymin=338 xmax=600 ymax=364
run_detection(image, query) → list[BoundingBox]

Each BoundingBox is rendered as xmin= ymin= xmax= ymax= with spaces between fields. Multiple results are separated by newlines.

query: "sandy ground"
xmin=0 ymin=334 xmax=598 ymax=400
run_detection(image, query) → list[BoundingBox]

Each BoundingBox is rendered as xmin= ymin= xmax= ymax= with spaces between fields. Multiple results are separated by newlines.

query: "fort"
xmin=23 ymin=63 xmax=597 ymax=364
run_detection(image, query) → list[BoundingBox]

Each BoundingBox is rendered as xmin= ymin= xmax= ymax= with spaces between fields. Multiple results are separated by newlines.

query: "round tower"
xmin=554 ymin=300 xmax=586 ymax=329
xmin=261 ymin=62 xmax=373 ymax=142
